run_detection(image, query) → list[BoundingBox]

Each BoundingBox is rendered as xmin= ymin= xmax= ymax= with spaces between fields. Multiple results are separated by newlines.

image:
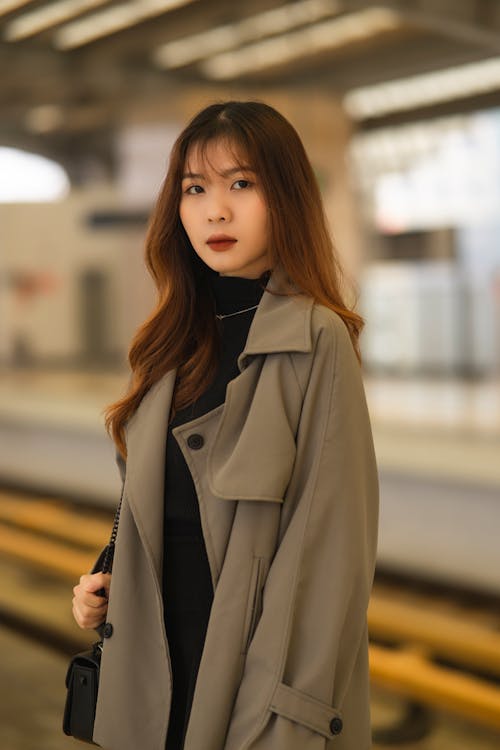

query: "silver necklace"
xmin=215 ymin=304 xmax=259 ymax=320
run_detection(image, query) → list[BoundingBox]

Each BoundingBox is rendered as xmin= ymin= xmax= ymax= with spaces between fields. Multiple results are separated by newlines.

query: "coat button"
xmin=103 ymin=622 xmax=113 ymax=638
xmin=329 ymin=717 xmax=343 ymax=735
xmin=187 ymin=433 xmax=204 ymax=450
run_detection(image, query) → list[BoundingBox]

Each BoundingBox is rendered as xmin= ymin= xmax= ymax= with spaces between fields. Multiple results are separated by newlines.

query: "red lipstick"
xmin=207 ymin=233 xmax=237 ymax=251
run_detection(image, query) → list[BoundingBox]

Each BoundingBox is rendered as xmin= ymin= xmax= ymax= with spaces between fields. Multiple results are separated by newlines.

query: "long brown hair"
xmin=104 ymin=100 xmax=364 ymax=460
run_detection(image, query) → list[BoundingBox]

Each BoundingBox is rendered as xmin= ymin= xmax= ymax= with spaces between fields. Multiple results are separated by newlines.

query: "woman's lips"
xmin=207 ymin=235 xmax=237 ymax=250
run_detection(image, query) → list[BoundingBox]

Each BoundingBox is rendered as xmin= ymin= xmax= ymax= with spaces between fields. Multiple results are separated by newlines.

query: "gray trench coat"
xmin=92 ymin=265 xmax=379 ymax=750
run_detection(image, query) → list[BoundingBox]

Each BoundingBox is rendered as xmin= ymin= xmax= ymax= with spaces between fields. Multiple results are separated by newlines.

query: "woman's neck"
xmin=207 ymin=269 xmax=269 ymax=316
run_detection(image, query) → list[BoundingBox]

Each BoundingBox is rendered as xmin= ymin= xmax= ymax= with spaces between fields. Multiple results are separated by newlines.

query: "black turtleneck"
xmin=163 ymin=271 xmax=267 ymax=750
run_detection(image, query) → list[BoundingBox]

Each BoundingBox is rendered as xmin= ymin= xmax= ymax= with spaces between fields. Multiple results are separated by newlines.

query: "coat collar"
xmin=236 ymin=264 xmax=314 ymax=371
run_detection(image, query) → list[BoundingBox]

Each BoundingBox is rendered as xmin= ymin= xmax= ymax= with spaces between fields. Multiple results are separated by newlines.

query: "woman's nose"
xmin=207 ymin=195 xmax=231 ymax=222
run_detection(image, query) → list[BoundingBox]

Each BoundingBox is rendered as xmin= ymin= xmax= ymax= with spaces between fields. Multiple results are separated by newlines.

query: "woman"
xmin=72 ymin=100 xmax=379 ymax=750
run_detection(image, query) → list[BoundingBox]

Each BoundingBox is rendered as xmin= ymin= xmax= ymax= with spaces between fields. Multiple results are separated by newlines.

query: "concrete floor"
xmin=0 ymin=626 xmax=499 ymax=750
xmin=0 ymin=627 xmax=76 ymax=750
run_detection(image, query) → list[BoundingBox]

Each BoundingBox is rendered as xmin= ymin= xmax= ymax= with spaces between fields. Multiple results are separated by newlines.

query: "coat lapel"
xmin=123 ymin=369 xmax=176 ymax=583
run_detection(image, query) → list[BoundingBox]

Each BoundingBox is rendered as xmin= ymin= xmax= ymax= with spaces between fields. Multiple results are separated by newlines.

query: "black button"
xmin=187 ymin=433 xmax=204 ymax=450
xmin=103 ymin=622 xmax=113 ymax=638
xmin=329 ymin=717 xmax=343 ymax=735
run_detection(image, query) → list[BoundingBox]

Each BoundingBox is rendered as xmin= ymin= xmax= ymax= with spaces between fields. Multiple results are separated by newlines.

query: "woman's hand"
xmin=72 ymin=572 xmax=112 ymax=629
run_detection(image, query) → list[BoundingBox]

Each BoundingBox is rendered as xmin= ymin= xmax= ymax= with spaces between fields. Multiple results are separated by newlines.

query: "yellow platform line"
xmin=0 ymin=493 xmax=112 ymax=549
xmin=0 ymin=524 xmax=101 ymax=581
xmin=370 ymin=643 xmax=500 ymax=731
xmin=368 ymin=593 xmax=500 ymax=675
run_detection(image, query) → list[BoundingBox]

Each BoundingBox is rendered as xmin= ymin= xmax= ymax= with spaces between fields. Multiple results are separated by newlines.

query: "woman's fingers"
xmin=73 ymin=589 xmax=108 ymax=609
xmin=72 ymin=596 xmax=108 ymax=629
xmin=72 ymin=598 xmax=107 ymax=629
xmin=72 ymin=571 xmax=112 ymax=629
xmin=80 ymin=572 xmax=112 ymax=597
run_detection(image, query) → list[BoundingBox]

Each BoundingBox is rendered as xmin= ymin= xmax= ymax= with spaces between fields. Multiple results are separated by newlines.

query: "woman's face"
xmin=179 ymin=139 xmax=271 ymax=279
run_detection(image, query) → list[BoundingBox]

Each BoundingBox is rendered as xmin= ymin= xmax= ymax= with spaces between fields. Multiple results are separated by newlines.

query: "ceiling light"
xmin=153 ymin=0 xmax=340 ymax=70
xmin=0 ymin=0 xmax=33 ymax=18
xmin=0 ymin=147 xmax=70 ymax=202
xmin=200 ymin=7 xmax=401 ymax=80
xmin=54 ymin=0 xmax=196 ymax=50
xmin=343 ymin=57 xmax=500 ymax=119
xmin=4 ymin=0 xmax=109 ymax=41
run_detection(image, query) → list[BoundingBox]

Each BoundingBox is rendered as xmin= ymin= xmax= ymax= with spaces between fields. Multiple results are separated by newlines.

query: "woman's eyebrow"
xmin=182 ymin=166 xmax=255 ymax=180
xmin=220 ymin=166 xmax=255 ymax=177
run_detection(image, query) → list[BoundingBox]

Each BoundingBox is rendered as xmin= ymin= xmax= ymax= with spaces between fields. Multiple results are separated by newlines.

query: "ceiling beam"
xmin=381 ymin=0 xmax=500 ymax=51
xmin=355 ymin=87 xmax=500 ymax=130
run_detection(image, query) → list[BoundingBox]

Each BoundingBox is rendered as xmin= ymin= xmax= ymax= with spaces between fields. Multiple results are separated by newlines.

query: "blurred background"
xmin=0 ymin=0 xmax=499 ymax=748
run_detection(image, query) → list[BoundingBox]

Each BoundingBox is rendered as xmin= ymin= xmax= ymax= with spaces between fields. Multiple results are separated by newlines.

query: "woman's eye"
xmin=185 ymin=185 xmax=203 ymax=195
xmin=233 ymin=179 xmax=251 ymax=190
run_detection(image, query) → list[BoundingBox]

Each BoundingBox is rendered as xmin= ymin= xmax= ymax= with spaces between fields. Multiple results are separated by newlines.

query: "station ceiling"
xmin=2 ymin=0 xmax=500 ymax=174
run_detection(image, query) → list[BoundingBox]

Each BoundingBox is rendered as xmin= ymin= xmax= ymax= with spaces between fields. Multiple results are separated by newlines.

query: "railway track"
xmin=0 ymin=488 xmax=499 ymax=740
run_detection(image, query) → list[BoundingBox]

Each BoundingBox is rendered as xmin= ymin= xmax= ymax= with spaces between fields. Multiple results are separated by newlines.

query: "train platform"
xmin=0 ymin=369 xmax=498 ymax=594
xmin=365 ymin=374 xmax=500 ymax=489
xmin=0 ymin=559 xmax=499 ymax=749
xmin=0 ymin=368 xmax=498 ymax=485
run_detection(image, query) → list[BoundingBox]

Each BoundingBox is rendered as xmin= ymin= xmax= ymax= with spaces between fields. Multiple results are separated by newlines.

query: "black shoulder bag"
xmin=62 ymin=486 xmax=123 ymax=745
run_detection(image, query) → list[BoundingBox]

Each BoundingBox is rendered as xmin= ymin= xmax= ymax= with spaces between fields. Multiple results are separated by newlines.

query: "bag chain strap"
xmin=100 ymin=482 xmax=124 ymax=576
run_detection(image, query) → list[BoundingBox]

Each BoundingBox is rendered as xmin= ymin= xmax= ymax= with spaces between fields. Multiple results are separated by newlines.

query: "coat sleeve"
xmin=224 ymin=310 xmax=379 ymax=750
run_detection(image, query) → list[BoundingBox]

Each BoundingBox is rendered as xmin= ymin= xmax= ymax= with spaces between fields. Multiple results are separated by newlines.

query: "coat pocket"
xmin=241 ymin=555 xmax=267 ymax=655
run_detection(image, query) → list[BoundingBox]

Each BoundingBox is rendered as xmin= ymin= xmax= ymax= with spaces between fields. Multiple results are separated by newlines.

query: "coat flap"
xmin=170 ymin=387 xmax=292 ymax=505
xmin=205 ymin=358 xmax=302 ymax=503
xmin=170 ymin=342 xmax=303 ymax=505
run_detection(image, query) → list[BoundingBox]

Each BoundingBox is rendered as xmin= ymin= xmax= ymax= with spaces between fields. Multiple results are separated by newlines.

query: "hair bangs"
xmin=184 ymin=137 xmax=256 ymax=180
